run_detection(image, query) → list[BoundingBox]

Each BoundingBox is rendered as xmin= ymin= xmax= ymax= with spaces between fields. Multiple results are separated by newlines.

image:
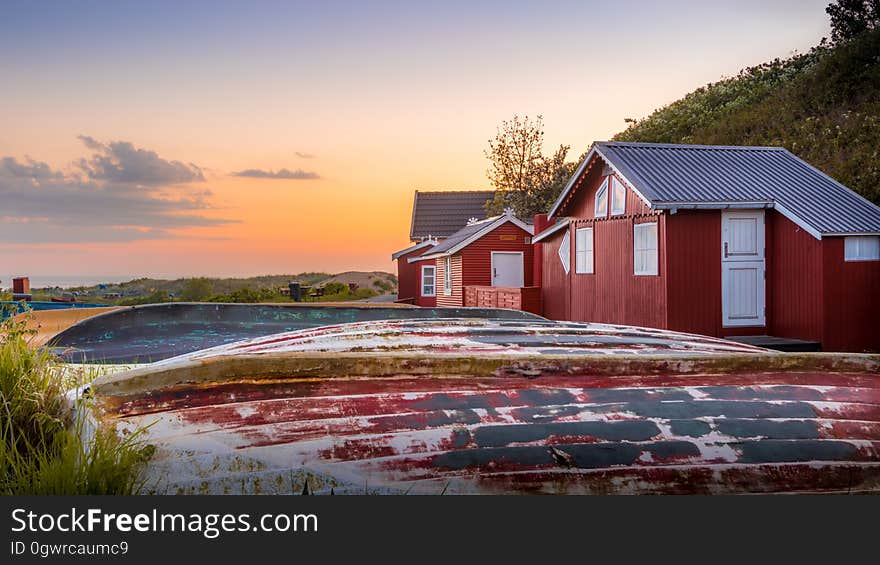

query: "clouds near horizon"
xmin=231 ymin=168 xmax=320 ymax=180
xmin=0 ymin=137 xmax=234 ymax=244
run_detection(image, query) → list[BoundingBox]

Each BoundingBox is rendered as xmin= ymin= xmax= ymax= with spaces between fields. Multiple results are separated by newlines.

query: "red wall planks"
xmin=540 ymin=229 xmax=569 ymax=321
xmin=768 ymin=213 xmax=823 ymax=342
xmin=665 ymin=210 xmax=722 ymax=337
xmin=437 ymin=220 xmax=534 ymax=308
xmin=412 ymin=258 xmax=437 ymax=307
xmin=396 ymin=247 xmax=427 ymax=304
xmin=822 ymin=237 xmax=880 ymax=352
xmin=567 ymin=215 xmax=666 ymax=328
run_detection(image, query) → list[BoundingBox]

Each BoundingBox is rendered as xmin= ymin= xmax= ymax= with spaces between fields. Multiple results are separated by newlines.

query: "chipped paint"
xmin=84 ymin=318 xmax=880 ymax=494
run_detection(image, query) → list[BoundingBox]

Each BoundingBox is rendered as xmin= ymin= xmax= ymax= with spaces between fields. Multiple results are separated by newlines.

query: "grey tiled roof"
xmin=410 ymin=190 xmax=495 ymax=240
xmin=554 ymin=142 xmax=880 ymax=235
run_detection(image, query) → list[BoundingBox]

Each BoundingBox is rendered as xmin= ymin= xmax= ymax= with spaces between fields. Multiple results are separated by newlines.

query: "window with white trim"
xmin=421 ymin=265 xmax=436 ymax=297
xmin=594 ymin=178 xmax=609 ymax=217
xmin=845 ymin=236 xmax=880 ymax=261
xmin=575 ymin=227 xmax=594 ymax=274
xmin=610 ymin=177 xmax=626 ymax=215
xmin=558 ymin=230 xmax=571 ymax=274
xmin=633 ymin=222 xmax=658 ymax=275
xmin=443 ymin=256 xmax=453 ymax=294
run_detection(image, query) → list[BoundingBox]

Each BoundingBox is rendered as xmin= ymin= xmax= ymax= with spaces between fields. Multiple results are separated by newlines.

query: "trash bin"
xmin=288 ymin=282 xmax=301 ymax=302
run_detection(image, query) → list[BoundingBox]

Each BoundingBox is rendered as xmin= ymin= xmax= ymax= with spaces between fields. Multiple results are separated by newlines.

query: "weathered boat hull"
xmin=50 ymin=303 xmax=543 ymax=364
xmin=87 ymin=319 xmax=880 ymax=494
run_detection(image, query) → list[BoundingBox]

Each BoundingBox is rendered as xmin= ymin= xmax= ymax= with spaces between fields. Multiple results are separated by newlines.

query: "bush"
xmin=208 ymin=287 xmax=281 ymax=303
xmin=180 ymin=277 xmax=214 ymax=301
xmin=117 ymin=290 xmax=172 ymax=306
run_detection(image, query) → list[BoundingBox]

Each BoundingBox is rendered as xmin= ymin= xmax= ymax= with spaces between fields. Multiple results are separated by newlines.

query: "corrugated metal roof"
xmin=553 ymin=142 xmax=880 ymax=236
xmin=410 ymin=190 xmax=495 ymax=240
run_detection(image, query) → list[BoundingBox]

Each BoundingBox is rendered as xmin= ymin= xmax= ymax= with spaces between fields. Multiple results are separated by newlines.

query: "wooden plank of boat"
xmin=86 ymin=319 xmax=880 ymax=495
xmin=48 ymin=302 xmax=543 ymax=364
xmin=14 ymin=307 xmax=120 ymax=348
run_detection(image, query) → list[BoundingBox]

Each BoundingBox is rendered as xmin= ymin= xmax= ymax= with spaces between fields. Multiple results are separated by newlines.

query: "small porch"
xmin=725 ymin=335 xmax=822 ymax=352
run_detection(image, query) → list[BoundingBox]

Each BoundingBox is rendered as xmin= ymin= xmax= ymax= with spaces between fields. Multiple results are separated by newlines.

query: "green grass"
xmin=0 ymin=310 xmax=153 ymax=495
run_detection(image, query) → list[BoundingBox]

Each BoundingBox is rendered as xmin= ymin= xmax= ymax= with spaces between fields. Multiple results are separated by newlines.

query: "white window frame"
xmin=633 ymin=222 xmax=658 ymax=276
xmin=421 ymin=265 xmax=436 ymax=297
xmin=844 ymin=236 xmax=880 ymax=261
xmin=443 ymin=256 xmax=452 ymax=295
xmin=594 ymin=178 xmax=609 ymax=218
xmin=610 ymin=177 xmax=626 ymax=216
xmin=558 ymin=230 xmax=571 ymax=274
xmin=575 ymin=227 xmax=594 ymax=274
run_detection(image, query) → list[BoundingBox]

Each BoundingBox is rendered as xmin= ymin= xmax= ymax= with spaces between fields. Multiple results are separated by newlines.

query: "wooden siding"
xmin=665 ymin=211 xmax=722 ymax=337
xmin=768 ymin=213 xmax=822 ymax=342
xmin=464 ymin=286 xmax=542 ymax=314
xmin=559 ymin=160 xmax=652 ymax=220
xmin=395 ymin=247 xmax=427 ymax=304
xmin=567 ymin=214 xmax=666 ymax=328
xmin=822 ymin=237 xmax=880 ymax=352
xmin=460 ymin=222 xmax=534 ymax=288
xmin=412 ymin=258 xmax=437 ymax=307
xmin=435 ymin=255 xmax=463 ymax=307
xmin=540 ymin=229 xmax=569 ymax=321
xmin=542 ymin=154 xmax=666 ymax=328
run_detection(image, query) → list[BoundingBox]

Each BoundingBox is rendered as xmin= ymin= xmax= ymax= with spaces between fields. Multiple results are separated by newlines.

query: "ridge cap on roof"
xmin=598 ymin=141 xmax=786 ymax=151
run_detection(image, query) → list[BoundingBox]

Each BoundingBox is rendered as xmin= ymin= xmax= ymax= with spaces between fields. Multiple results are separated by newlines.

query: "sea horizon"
xmin=1 ymin=275 xmax=137 ymax=289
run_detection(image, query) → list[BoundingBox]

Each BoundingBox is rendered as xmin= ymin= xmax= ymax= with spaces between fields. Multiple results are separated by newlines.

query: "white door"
xmin=721 ymin=210 xmax=765 ymax=327
xmin=491 ymin=252 xmax=524 ymax=287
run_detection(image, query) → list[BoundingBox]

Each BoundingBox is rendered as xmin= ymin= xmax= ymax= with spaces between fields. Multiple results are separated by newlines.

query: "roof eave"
xmin=532 ymin=218 xmax=571 ymax=243
xmin=391 ymin=239 xmax=438 ymax=261
xmin=419 ymin=215 xmax=534 ymax=259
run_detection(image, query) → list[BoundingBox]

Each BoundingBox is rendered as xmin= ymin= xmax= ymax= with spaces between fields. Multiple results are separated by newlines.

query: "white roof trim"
xmin=652 ymin=200 xmax=774 ymax=209
xmin=823 ymin=231 xmax=880 ymax=237
xmin=418 ymin=215 xmax=534 ymax=260
xmin=532 ymin=218 xmax=571 ymax=243
xmin=548 ymin=144 xmax=653 ymax=219
xmin=406 ymin=254 xmax=438 ymax=264
xmin=769 ymin=202 xmax=823 ymax=241
xmin=391 ymin=239 xmax=438 ymax=261
xmin=651 ymin=200 xmax=822 ymax=240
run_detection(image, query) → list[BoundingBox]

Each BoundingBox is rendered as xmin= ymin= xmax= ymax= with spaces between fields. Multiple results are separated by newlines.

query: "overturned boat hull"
xmin=87 ymin=319 xmax=880 ymax=494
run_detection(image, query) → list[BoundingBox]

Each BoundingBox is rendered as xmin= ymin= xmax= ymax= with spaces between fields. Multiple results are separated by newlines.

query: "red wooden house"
xmin=392 ymin=190 xmax=494 ymax=305
xmin=392 ymin=240 xmax=439 ymax=307
xmin=533 ymin=141 xmax=880 ymax=352
xmin=417 ymin=211 xmax=537 ymax=310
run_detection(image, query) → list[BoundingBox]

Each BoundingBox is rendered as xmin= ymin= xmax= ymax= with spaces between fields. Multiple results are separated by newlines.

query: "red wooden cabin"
xmin=417 ymin=212 xmax=535 ymax=308
xmin=534 ymin=142 xmax=880 ymax=353
xmin=392 ymin=190 xmax=494 ymax=305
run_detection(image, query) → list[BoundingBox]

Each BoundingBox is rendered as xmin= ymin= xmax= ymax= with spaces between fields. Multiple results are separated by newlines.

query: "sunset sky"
xmin=1 ymin=1 xmax=832 ymax=282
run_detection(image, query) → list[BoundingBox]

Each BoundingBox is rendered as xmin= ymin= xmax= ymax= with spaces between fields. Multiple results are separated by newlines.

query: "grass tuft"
xmin=0 ymin=308 xmax=153 ymax=495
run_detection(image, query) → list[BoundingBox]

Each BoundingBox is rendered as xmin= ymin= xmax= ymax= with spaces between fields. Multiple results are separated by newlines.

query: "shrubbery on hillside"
xmin=615 ymin=29 xmax=880 ymax=204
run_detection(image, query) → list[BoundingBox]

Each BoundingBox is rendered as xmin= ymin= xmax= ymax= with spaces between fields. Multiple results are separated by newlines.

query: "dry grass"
xmin=0 ymin=308 xmax=153 ymax=495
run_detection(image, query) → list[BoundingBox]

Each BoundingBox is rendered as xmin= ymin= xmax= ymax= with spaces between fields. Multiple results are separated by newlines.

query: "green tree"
xmin=180 ymin=277 xmax=214 ymax=301
xmin=484 ymin=115 xmax=576 ymax=218
xmin=827 ymin=0 xmax=880 ymax=44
